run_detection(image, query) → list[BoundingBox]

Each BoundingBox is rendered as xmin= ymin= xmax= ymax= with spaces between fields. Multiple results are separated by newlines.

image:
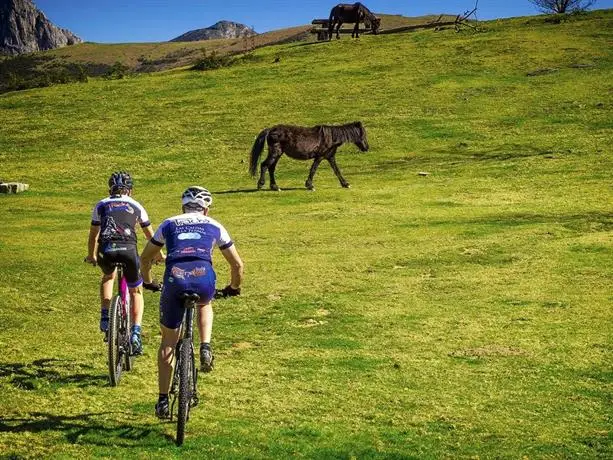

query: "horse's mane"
xmin=322 ymin=122 xmax=363 ymax=144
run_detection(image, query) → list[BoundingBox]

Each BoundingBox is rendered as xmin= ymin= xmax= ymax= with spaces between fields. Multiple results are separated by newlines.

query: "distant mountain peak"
xmin=170 ymin=20 xmax=256 ymax=42
xmin=0 ymin=0 xmax=82 ymax=55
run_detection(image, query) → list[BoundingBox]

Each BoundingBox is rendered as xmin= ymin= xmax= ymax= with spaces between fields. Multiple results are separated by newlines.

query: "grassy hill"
xmin=45 ymin=25 xmax=313 ymax=72
xmin=0 ymin=9 xmax=612 ymax=458
xmin=1 ymin=13 xmax=455 ymax=81
xmin=45 ymin=14 xmax=455 ymax=69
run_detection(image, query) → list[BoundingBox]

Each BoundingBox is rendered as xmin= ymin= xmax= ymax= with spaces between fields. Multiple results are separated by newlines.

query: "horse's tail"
xmin=249 ymin=128 xmax=270 ymax=177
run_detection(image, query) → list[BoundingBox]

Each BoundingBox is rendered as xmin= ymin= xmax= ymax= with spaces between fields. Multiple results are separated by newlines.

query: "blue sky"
xmin=35 ymin=0 xmax=613 ymax=43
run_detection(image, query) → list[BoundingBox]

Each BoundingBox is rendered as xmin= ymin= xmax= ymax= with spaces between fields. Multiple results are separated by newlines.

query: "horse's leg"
xmin=305 ymin=156 xmax=324 ymax=190
xmin=257 ymin=144 xmax=276 ymax=189
xmin=353 ymin=22 xmax=359 ymax=38
xmin=327 ymin=153 xmax=350 ymax=188
xmin=268 ymin=148 xmax=283 ymax=191
xmin=336 ymin=21 xmax=342 ymax=39
xmin=257 ymin=154 xmax=271 ymax=190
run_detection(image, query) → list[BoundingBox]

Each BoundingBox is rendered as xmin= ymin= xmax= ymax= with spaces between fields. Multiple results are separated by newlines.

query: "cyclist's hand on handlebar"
xmin=143 ymin=281 xmax=163 ymax=292
xmin=215 ymin=285 xmax=241 ymax=298
xmin=84 ymin=255 xmax=97 ymax=266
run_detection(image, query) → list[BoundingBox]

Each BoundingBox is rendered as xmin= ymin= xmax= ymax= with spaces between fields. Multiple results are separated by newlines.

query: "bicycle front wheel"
xmin=176 ymin=339 xmax=194 ymax=446
xmin=107 ymin=295 xmax=123 ymax=386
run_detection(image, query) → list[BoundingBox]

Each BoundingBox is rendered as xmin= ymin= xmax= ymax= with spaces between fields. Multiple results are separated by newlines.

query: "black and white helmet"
xmin=108 ymin=171 xmax=133 ymax=193
xmin=181 ymin=186 xmax=212 ymax=209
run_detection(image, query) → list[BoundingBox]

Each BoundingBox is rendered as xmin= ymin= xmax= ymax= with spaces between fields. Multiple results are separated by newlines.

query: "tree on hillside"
xmin=529 ymin=0 xmax=596 ymax=14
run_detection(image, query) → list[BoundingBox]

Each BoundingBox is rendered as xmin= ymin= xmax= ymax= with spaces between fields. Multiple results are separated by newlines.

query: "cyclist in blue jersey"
xmin=85 ymin=171 xmax=162 ymax=355
xmin=140 ymin=186 xmax=244 ymax=418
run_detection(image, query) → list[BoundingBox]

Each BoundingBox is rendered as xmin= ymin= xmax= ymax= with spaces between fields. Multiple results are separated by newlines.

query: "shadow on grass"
xmin=0 ymin=358 xmax=107 ymax=390
xmin=214 ymin=187 xmax=305 ymax=194
xmin=354 ymin=143 xmax=572 ymax=176
xmin=440 ymin=211 xmax=613 ymax=233
xmin=459 ymin=144 xmax=565 ymax=162
xmin=0 ymin=411 xmax=158 ymax=446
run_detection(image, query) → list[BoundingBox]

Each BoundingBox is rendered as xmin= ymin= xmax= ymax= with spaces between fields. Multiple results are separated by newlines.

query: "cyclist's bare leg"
xmin=128 ymin=286 xmax=144 ymax=326
xmin=158 ymin=325 xmax=181 ymax=394
xmin=100 ymin=270 xmax=116 ymax=310
xmin=197 ymin=302 xmax=213 ymax=344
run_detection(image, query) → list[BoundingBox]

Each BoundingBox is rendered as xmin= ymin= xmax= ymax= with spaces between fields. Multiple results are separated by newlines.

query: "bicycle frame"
xmin=107 ymin=263 xmax=133 ymax=385
xmin=118 ymin=267 xmax=129 ymax=317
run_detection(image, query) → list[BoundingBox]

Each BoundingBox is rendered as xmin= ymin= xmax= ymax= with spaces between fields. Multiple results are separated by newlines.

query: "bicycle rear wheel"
xmin=176 ymin=339 xmax=194 ymax=446
xmin=107 ymin=295 xmax=123 ymax=386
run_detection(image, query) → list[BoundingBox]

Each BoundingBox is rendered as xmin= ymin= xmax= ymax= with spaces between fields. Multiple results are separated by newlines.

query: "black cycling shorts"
xmin=97 ymin=242 xmax=142 ymax=288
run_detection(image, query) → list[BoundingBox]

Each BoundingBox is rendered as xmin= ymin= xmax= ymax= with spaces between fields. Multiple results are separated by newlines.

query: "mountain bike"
xmin=169 ymin=292 xmax=200 ymax=446
xmin=107 ymin=263 xmax=133 ymax=386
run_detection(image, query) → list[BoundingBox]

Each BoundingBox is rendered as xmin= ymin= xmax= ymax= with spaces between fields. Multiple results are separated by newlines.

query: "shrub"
xmin=104 ymin=61 xmax=130 ymax=80
xmin=0 ymin=54 xmax=91 ymax=93
xmin=191 ymin=50 xmax=233 ymax=71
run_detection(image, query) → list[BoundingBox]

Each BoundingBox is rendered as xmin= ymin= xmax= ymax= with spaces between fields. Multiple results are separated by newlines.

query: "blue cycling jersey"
xmin=151 ymin=212 xmax=233 ymax=264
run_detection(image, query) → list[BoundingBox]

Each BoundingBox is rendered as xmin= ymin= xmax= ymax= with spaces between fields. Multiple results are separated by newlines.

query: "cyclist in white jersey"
xmin=140 ymin=186 xmax=244 ymax=418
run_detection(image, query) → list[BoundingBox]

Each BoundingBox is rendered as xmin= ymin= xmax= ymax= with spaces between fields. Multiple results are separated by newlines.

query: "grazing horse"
xmin=249 ymin=122 xmax=369 ymax=191
xmin=328 ymin=2 xmax=381 ymax=40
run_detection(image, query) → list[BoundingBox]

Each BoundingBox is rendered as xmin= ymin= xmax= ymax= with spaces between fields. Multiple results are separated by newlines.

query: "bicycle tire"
xmin=123 ymin=296 xmax=133 ymax=371
xmin=107 ymin=295 xmax=122 ymax=386
xmin=176 ymin=339 xmax=193 ymax=446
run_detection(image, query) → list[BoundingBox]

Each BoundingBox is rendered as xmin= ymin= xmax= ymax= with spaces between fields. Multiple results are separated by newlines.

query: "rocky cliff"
xmin=170 ymin=20 xmax=256 ymax=42
xmin=0 ymin=0 xmax=82 ymax=55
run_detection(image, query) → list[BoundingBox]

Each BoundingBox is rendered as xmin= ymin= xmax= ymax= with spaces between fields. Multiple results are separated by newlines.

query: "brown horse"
xmin=249 ymin=122 xmax=369 ymax=191
xmin=328 ymin=2 xmax=381 ymax=39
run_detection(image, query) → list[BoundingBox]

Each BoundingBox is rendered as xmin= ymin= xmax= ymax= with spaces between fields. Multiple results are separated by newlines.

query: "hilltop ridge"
xmin=170 ymin=20 xmax=257 ymax=42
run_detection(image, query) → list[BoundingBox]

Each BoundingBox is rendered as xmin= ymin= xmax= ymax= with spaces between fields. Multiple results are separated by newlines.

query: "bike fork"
xmin=191 ymin=347 xmax=199 ymax=408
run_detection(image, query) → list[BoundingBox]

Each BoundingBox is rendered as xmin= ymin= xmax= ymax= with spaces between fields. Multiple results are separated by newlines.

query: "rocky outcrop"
xmin=170 ymin=20 xmax=256 ymax=42
xmin=0 ymin=0 xmax=82 ymax=55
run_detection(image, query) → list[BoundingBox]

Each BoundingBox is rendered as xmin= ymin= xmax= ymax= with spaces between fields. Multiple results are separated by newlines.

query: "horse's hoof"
xmin=270 ymin=185 xmax=281 ymax=192
xmin=342 ymin=183 xmax=351 ymax=189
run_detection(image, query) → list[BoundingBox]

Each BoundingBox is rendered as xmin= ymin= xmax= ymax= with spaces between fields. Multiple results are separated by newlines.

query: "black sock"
xmin=158 ymin=393 xmax=168 ymax=403
xmin=201 ymin=342 xmax=211 ymax=350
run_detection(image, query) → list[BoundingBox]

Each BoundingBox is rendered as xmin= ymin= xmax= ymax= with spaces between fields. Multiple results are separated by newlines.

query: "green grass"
xmin=1 ymin=10 xmax=612 ymax=459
